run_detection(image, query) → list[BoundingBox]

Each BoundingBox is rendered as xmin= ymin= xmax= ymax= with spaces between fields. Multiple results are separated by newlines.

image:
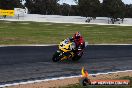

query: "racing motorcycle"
xmin=52 ymin=38 xmax=86 ymax=62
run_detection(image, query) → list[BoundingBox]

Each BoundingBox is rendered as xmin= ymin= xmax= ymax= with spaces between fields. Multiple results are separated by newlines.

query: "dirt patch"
xmin=107 ymin=27 xmax=116 ymax=29
xmin=19 ymin=23 xmax=30 ymax=25
xmin=64 ymin=25 xmax=71 ymax=26
xmin=83 ymin=26 xmax=93 ymax=28
xmin=5 ymin=71 xmax=132 ymax=88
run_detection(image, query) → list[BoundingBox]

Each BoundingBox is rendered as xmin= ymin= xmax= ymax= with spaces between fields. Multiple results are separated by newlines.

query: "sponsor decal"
xmin=80 ymin=67 xmax=130 ymax=86
xmin=0 ymin=9 xmax=14 ymax=16
xmin=90 ymin=80 xmax=130 ymax=85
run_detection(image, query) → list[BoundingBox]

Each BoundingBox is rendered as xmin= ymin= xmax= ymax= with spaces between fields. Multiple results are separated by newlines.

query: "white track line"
xmin=0 ymin=44 xmax=132 ymax=47
xmin=88 ymin=44 xmax=132 ymax=46
xmin=0 ymin=70 xmax=132 ymax=87
xmin=0 ymin=44 xmax=57 ymax=47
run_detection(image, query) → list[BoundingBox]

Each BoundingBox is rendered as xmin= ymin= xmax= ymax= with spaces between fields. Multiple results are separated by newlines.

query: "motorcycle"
xmin=52 ymin=38 xmax=86 ymax=62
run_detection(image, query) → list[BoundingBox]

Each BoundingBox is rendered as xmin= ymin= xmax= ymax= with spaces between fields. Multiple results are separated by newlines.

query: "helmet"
xmin=74 ymin=32 xmax=81 ymax=40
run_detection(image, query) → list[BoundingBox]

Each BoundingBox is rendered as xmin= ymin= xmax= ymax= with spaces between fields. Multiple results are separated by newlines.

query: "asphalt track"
xmin=0 ymin=45 xmax=132 ymax=85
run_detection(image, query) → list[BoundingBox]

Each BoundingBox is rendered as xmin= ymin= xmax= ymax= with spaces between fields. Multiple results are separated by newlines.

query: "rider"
xmin=70 ymin=32 xmax=85 ymax=52
xmin=64 ymin=32 xmax=85 ymax=58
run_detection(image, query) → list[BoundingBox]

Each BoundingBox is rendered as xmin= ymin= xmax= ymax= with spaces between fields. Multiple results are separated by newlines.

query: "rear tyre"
xmin=72 ymin=52 xmax=83 ymax=61
xmin=52 ymin=51 xmax=61 ymax=62
xmin=72 ymin=55 xmax=81 ymax=61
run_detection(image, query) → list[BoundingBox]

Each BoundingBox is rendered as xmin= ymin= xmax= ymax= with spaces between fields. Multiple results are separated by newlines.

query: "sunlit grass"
xmin=0 ymin=20 xmax=132 ymax=45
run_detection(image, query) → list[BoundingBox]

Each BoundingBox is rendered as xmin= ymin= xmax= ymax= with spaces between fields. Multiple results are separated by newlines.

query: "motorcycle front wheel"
xmin=52 ymin=51 xmax=61 ymax=62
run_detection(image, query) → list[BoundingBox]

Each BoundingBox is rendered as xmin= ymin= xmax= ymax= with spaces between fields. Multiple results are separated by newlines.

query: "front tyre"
xmin=52 ymin=51 xmax=61 ymax=62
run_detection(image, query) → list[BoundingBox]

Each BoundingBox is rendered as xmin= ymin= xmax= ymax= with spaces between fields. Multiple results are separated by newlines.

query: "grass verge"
xmin=0 ymin=21 xmax=132 ymax=45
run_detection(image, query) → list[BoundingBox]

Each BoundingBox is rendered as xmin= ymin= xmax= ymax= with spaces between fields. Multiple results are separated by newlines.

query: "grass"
xmin=60 ymin=76 xmax=132 ymax=88
xmin=0 ymin=20 xmax=132 ymax=45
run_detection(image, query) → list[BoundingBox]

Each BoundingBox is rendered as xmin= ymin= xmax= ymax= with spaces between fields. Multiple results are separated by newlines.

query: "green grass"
xmin=60 ymin=76 xmax=132 ymax=88
xmin=0 ymin=20 xmax=132 ymax=45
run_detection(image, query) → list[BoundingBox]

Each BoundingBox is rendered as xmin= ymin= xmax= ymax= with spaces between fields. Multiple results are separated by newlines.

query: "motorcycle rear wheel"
xmin=72 ymin=52 xmax=83 ymax=61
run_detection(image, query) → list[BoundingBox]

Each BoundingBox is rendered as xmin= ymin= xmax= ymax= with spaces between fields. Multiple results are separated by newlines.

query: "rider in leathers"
xmin=70 ymin=32 xmax=85 ymax=55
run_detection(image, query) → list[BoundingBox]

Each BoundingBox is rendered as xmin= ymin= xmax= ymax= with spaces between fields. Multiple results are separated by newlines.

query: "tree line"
xmin=0 ymin=0 xmax=132 ymax=23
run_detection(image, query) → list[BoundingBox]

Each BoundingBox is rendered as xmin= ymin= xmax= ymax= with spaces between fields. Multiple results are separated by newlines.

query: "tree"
xmin=25 ymin=0 xmax=60 ymax=14
xmin=125 ymin=4 xmax=132 ymax=18
xmin=70 ymin=5 xmax=80 ymax=16
xmin=76 ymin=0 xmax=100 ymax=22
xmin=102 ymin=0 xmax=126 ymax=24
xmin=0 ymin=0 xmax=22 ymax=10
xmin=59 ymin=3 xmax=71 ymax=16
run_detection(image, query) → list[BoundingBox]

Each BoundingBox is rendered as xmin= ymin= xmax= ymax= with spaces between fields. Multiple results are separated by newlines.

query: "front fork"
xmin=57 ymin=50 xmax=67 ymax=61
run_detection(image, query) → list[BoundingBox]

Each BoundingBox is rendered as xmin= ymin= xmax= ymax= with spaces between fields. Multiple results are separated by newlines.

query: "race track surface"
xmin=0 ymin=45 xmax=132 ymax=84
